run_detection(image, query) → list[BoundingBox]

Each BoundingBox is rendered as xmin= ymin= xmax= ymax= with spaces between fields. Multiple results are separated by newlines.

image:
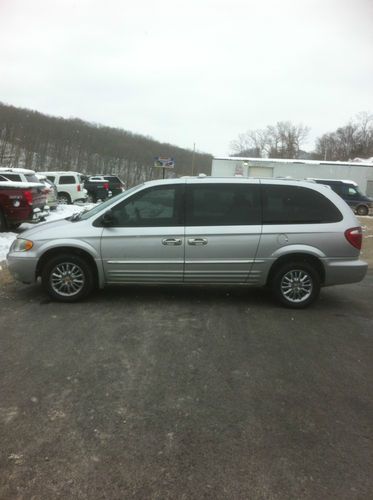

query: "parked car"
xmin=0 ymin=167 xmax=40 ymax=184
xmin=7 ymin=177 xmax=367 ymax=307
xmin=38 ymin=171 xmax=87 ymax=204
xmin=96 ymin=174 xmax=126 ymax=197
xmin=0 ymin=179 xmax=48 ymax=231
xmin=308 ymin=178 xmax=373 ymax=216
xmin=36 ymin=174 xmax=58 ymax=210
xmin=82 ymin=175 xmax=111 ymax=202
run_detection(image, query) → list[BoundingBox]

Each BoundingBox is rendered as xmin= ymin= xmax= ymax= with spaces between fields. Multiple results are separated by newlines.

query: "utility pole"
xmin=191 ymin=142 xmax=196 ymax=176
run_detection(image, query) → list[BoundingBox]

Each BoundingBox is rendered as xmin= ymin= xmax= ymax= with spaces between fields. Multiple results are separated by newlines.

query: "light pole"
xmin=191 ymin=142 xmax=196 ymax=176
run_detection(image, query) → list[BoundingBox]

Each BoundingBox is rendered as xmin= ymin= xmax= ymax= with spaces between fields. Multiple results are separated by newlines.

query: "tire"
xmin=42 ymin=254 xmax=95 ymax=302
xmin=9 ymin=222 xmax=21 ymax=230
xmin=356 ymin=205 xmax=368 ymax=216
xmin=0 ymin=209 xmax=7 ymax=232
xmin=58 ymin=193 xmax=71 ymax=205
xmin=87 ymin=194 xmax=95 ymax=203
xmin=271 ymin=261 xmax=321 ymax=309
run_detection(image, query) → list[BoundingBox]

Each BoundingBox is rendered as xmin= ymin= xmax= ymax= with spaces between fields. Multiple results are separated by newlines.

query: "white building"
xmin=211 ymin=157 xmax=373 ymax=196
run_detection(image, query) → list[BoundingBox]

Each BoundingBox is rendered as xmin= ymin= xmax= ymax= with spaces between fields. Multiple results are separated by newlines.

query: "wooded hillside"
xmin=0 ymin=103 xmax=212 ymax=186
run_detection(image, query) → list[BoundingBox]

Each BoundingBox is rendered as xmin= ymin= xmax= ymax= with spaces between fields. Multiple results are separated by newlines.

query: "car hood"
xmin=20 ymin=218 xmax=77 ymax=239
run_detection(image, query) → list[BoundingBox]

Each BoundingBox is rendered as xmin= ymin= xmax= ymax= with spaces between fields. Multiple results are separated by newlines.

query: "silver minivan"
xmin=7 ymin=177 xmax=368 ymax=308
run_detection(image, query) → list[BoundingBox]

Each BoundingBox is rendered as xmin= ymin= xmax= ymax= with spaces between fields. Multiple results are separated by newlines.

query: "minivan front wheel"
xmin=42 ymin=254 xmax=95 ymax=302
xmin=271 ymin=262 xmax=321 ymax=308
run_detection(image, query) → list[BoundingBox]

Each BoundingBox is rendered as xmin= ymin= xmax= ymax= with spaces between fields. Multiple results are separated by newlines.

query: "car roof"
xmin=0 ymin=167 xmax=36 ymax=174
xmin=40 ymin=171 xmax=83 ymax=175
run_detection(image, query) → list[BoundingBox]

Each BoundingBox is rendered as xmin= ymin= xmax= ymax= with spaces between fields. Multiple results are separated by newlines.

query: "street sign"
xmin=154 ymin=157 xmax=175 ymax=169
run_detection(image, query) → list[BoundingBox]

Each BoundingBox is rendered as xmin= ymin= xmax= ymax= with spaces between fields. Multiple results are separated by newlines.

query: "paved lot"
xmin=0 ymin=269 xmax=372 ymax=499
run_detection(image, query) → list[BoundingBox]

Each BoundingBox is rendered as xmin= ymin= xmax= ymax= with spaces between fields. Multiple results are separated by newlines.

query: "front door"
xmin=184 ymin=181 xmax=262 ymax=284
xmin=100 ymin=183 xmax=185 ymax=283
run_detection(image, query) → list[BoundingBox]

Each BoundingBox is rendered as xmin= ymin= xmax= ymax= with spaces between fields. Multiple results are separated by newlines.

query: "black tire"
xmin=58 ymin=193 xmax=71 ymax=205
xmin=9 ymin=222 xmax=21 ymax=230
xmin=42 ymin=254 xmax=95 ymax=302
xmin=0 ymin=209 xmax=7 ymax=232
xmin=356 ymin=205 xmax=368 ymax=216
xmin=271 ymin=261 xmax=321 ymax=309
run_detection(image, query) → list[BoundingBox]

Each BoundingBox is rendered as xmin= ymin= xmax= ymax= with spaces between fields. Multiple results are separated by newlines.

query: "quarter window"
xmin=262 ymin=185 xmax=342 ymax=224
xmin=186 ymin=184 xmax=261 ymax=226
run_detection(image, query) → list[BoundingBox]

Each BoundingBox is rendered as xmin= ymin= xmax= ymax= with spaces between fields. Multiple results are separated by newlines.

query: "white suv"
xmin=39 ymin=171 xmax=87 ymax=204
xmin=0 ymin=167 xmax=40 ymax=184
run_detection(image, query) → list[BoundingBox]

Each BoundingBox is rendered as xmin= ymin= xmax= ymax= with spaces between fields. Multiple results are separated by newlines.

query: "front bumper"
xmin=7 ymin=253 xmax=38 ymax=284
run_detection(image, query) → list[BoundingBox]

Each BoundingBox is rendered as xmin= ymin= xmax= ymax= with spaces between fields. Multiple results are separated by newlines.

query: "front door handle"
xmin=188 ymin=238 xmax=208 ymax=246
xmin=162 ymin=238 xmax=182 ymax=246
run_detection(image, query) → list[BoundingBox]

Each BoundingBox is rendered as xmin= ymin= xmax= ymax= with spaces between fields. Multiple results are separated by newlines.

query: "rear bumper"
xmin=324 ymin=258 xmax=368 ymax=286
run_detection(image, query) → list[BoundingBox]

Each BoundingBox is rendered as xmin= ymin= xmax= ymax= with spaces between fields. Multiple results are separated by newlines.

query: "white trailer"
xmin=211 ymin=157 xmax=373 ymax=196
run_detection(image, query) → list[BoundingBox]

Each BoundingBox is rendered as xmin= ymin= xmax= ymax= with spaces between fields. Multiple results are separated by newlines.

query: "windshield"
xmin=78 ymin=184 xmax=143 ymax=220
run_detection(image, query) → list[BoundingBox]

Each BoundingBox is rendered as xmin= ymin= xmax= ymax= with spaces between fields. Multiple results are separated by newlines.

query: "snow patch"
xmin=0 ymin=203 xmax=95 ymax=263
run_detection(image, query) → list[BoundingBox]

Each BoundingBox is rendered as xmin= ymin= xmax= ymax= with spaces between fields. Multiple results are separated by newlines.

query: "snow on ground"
xmin=0 ymin=203 xmax=95 ymax=263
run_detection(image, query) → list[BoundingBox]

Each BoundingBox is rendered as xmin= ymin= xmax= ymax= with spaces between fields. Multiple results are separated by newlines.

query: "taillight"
xmin=104 ymin=182 xmax=109 ymax=190
xmin=24 ymin=190 xmax=33 ymax=205
xmin=345 ymin=227 xmax=363 ymax=250
xmin=77 ymin=185 xmax=81 ymax=192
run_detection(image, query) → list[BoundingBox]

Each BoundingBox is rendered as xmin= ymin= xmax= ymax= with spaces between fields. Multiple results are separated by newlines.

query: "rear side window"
xmin=59 ymin=175 xmax=76 ymax=184
xmin=186 ymin=184 xmax=261 ymax=226
xmin=46 ymin=176 xmax=55 ymax=183
xmin=262 ymin=185 xmax=342 ymax=224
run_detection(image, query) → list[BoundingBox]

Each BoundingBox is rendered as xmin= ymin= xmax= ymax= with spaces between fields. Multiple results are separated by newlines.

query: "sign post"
xmin=153 ymin=157 xmax=175 ymax=179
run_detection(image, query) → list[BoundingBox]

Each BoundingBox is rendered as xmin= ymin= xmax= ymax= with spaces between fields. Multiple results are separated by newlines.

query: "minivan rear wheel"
xmin=271 ymin=262 xmax=321 ymax=308
xmin=42 ymin=254 xmax=95 ymax=302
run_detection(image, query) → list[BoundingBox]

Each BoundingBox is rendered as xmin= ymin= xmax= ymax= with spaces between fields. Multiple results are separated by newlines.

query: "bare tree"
xmin=314 ymin=112 xmax=373 ymax=161
xmin=231 ymin=121 xmax=310 ymax=159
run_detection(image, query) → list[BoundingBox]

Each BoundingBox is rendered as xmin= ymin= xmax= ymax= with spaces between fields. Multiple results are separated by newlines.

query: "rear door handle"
xmin=162 ymin=238 xmax=182 ymax=246
xmin=188 ymin=238 xmax=208 ymax=246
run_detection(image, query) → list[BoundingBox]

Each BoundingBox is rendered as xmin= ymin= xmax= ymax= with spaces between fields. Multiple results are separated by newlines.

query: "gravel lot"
xmin=0 ymin=216 xmax=372 ymax=499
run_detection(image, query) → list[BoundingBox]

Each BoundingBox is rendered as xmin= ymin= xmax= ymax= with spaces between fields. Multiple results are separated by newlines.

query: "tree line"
xmin=0 ymin=103 xmax=212 ymax=186
xmin=230 ymin=113 xmax=373 ymax=161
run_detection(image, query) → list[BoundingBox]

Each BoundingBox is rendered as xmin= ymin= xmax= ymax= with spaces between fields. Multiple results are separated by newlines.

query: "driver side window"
xmin=111 ymin=185 xmax=183 ymax=227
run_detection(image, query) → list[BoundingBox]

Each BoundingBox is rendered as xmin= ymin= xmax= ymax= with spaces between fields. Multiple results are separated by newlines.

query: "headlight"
xmin=11 ymin=238 xmax=34 ymax=252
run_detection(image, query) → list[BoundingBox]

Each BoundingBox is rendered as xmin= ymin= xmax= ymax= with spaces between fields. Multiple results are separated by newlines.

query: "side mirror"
xmin=101 ymin=210 xmax=114 ymax=226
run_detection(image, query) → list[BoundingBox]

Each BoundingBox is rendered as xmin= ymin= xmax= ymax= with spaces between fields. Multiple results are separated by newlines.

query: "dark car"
xmin=82 ymin=176 xmax=111 ymax=203
xmin=0 ymin=180 xmax=48 ymax=231
xmin=98 ymin=175 xmax=126 ymax=197
xmin=310 ymin=178 xmax=373 ymax=216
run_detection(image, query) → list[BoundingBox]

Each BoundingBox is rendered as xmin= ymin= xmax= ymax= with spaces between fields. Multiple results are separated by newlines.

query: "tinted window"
xmin=59 ymin=175 xmax=76 ymax=184
xmin=186 ymin=184 xmax=261 ymax=226
xmin=104 ymin=176 xmax=121 ymax=183
xmin=46 ymin=176 xmax=55 ymax=182
xmin=262 ymin=185 xmax=342 ymax=224
xmin=2 ymin=174 xmax=22 ymax=181
xmin=109 ymin=185 xmax=183 ymax=227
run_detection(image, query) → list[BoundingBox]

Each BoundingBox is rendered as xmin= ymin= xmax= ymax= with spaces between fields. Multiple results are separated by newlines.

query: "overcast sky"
xmin=0 ymin=0 xmax=372 ymax=156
